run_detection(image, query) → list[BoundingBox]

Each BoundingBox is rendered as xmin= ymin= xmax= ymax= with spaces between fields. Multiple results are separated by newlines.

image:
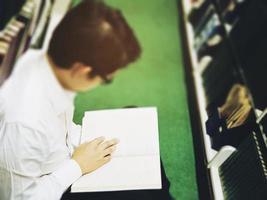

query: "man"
xmin=0 ymin=1 xmax=172 ymax=200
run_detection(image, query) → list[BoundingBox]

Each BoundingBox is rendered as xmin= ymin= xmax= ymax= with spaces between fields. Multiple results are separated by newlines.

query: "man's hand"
xmin=72 ymin=137 xmax=119 ymax=175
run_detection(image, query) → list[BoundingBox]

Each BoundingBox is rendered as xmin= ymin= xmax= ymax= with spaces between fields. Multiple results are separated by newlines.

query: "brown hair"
xmin=48 ymin=0 xmax=141 ymax=78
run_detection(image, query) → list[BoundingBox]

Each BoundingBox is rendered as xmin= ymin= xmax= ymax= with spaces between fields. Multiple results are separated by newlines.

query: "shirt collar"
xmin=41 ymin=53 xmax=76 ymax=115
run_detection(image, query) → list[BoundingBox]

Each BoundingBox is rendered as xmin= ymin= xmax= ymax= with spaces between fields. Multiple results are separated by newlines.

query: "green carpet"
xmin=72 ymin=0 xmax=198 ymax=199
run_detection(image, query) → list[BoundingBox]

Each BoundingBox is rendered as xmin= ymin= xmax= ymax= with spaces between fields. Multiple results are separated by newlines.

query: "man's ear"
xmin=70 ymin=62 xmax=92 ymax=77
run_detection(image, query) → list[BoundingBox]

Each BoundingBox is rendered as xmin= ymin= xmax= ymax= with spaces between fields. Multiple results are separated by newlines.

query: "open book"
xmin=71 ymin=107 xmax=162 ymax=192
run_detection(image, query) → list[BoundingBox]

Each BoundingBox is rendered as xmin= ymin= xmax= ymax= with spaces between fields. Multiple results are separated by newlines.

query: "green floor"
xmin=72 ymin=0 xmax=198 ymax=199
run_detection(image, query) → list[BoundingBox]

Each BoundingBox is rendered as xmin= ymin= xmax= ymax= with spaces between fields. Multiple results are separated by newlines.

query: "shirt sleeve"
xmin=17 ymin=159 xmax=82 ymax=200
xmin=69 ymin=122 xmax=82 ymax=148
xmin=1 ymin=122 xmax=82 ymax=200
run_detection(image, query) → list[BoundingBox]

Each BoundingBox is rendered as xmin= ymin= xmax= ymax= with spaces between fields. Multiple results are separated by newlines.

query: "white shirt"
xmin=0 ymin=50 xmax=82 ymax=200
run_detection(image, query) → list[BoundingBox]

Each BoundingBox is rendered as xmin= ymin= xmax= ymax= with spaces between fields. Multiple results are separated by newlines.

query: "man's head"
xmin=47 ymin=0 xmax=141 ymax=91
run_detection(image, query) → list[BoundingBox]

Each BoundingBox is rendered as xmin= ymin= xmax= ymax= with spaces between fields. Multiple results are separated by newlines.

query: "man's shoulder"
xmin=0 ymin=50 xmax=54 ymax=125
xmin=1 ymin=90 xmax=53 ymax=127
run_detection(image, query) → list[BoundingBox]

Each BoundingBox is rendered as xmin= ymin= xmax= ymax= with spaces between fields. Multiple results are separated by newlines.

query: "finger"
xmin=102 ymin=155 xmax=112 ymax=164
xmin=99 ymin=138 xmax=119 ymax=150
xmin=92 ymin=136 xmax=105 ymax=145
xmin=102 ymin=146 xmax=116 ymax=157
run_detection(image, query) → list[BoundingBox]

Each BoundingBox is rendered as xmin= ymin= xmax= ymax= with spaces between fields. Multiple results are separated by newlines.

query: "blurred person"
xmin=0 ymin=1 xmax=172 ymax=200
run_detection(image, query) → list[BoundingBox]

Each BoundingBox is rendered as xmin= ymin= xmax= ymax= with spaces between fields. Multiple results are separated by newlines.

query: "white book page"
xmin=80 ymin=107 xmax=160 ymax=157
xmin=71 ymin=155 xmax=162 ymax=192
xmin=71 ymin=107 xmax=161 ymax=192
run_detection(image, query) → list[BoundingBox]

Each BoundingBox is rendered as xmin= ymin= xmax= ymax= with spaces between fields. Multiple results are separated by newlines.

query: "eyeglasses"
xmin=101 ymin=74 xmax=113 ymax=85
xmin=89 ymin=70 xmax=114 ymax=85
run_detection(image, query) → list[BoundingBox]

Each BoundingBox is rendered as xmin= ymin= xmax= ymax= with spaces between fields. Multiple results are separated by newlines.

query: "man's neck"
xmin=45 ymin=54 xmax=73 ymax=91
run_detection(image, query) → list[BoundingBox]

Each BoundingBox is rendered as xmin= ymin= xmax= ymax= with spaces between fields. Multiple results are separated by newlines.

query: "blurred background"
xmin=1 ymin=0 xmax=267 ymax=199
